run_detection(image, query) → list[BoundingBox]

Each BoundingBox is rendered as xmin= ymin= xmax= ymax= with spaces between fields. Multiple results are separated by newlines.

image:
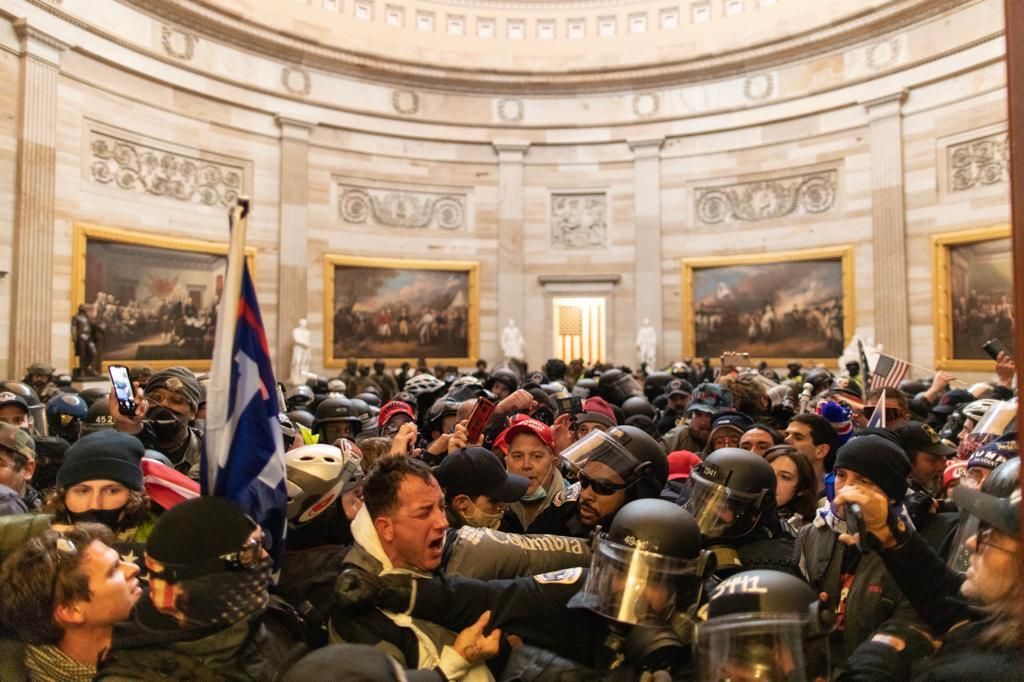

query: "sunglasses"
xmin=861 ymin=406 xmax=903 ymax=422
xmin=975 ymin=526 xmax=1018 ymax=556
xmin=578 ymin=471 xmax=633 ymax=497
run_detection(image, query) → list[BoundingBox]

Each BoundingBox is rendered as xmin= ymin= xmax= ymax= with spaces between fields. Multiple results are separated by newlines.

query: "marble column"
xmin=863 ymin=91 xmax=910 ymax=361
xmin=275 ymin=115 xmax=316 ymax=381
xmin=629 ymin=137 xmax=665 ymax=367
xmin=11 ymin=20 xmax=65 ymax=377
xmin=493 ymin=141 xmax=529 ymax=362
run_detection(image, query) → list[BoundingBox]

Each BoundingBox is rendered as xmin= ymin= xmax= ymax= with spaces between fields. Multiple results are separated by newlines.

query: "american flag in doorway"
xmin=869 ymin=354 xmax=910 ymax=391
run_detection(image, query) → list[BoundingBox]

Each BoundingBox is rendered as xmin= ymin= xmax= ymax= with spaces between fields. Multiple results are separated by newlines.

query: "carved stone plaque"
xmin=338 ymin=184 xmax=465 ymax=230
xmin=948 ymin=132 xmax=1009 ymax=192
xmin=695 ymin=170 xmax=837 ymax=224
xmin=551 ymin=193 xmax=607 ymax=248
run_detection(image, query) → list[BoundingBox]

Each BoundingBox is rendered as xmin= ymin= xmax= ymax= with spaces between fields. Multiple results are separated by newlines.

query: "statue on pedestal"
xmin=289 ymin=318 xmax=311 ymax=385
xmin=500 ymin=319 xmax=525 ymax=360
xmin=636 ymin=318 xmax=657 ymax=369
xmin=72 ymin=304 xmax=101 ymax=378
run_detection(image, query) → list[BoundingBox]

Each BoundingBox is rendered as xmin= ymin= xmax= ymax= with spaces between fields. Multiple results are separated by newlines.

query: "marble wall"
xmin=0 ymin=0 xmax=1011 ymax=384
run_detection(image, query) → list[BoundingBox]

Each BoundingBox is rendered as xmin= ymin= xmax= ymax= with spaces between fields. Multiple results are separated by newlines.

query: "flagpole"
xmin=203 ymin=197 xmax=251 ymax=493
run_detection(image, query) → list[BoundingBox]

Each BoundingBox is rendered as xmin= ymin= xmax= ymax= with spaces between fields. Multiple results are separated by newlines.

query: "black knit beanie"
xmin=145 ymin=367 xmax=202 ymax=411
xmin=834 ymin=434 xmax=911 ymax=503
xmin=146 ymin=496 xmax=254 ymax=566
xmin=57 ymin=431 xmax=144 ymax=491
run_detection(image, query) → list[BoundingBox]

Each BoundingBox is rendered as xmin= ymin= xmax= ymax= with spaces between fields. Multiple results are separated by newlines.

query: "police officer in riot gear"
xmin=334 ymin=499 xmax=714 ymax=679
xmin=682 ymin=448 xmax=799 ymax=577
xmin=314 ymin=396 xmax=363 ymax=444
xmin=697 ymin=569 xmax=834 ymax=681
xmin=596 ymin=368 xmax=644 ymax=406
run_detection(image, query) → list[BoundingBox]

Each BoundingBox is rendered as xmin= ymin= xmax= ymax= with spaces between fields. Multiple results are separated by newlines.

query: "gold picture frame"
xmin=681 ymin=246 xmax=855 ymax=367
xmin=71 ymin=223 xmax=256 ymax=371
xmin=324 ymin=254 xmax=480 ymax=368
xmin=933 ymin=224 xmax=1012 ymax=371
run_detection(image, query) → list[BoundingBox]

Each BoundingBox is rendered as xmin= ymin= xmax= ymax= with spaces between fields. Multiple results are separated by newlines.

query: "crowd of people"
xmin=0 ymin=346 xmax=1018 ymax=680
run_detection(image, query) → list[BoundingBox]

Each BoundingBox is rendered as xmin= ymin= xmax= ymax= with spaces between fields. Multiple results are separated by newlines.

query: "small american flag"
xmin=869 ymin=354 xmax=910 ymax=391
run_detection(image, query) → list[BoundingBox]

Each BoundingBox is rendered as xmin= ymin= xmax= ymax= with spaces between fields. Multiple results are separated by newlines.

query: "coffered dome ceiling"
xmin=132 ymin=0 xmax=974 ymax=92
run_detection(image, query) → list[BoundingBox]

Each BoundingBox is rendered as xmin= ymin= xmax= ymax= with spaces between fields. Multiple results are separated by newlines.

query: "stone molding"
xmin=338 ymin=184 xmax=467 ymax=230
xmin=160 ymin=24 xmax=196 ymax=61
xmin=87 ymin=127 xmax=246 ymax=207
xmin=948 ymin=131 xmax=1009 ymax=192
xmin=550 ymin=193 xmax=607 ymax=248
xmin=695 ymin=169 xmax=839 ymax=224
xmin=115 ymin=0 xmax=974 ymax=92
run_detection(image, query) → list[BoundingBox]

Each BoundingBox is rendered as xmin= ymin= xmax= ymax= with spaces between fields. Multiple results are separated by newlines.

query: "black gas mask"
xmin=144 ymin=405 xmax=189 ymax=445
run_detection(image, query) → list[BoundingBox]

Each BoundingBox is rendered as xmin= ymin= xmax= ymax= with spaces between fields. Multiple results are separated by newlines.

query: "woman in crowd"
xmin=765 ymin=444 xmax=819 ymax=535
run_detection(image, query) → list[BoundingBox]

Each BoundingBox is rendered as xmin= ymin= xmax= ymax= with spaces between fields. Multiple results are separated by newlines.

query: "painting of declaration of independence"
xmin=683 ymin=247 xmax=853 ymax=363
xmin=72 ymin=224 xmax=247 ymax=369
xmin=325 ymin=255 xmax=479 ymax=367
xmin=934 ymin=226 xmax=1013 ymax=370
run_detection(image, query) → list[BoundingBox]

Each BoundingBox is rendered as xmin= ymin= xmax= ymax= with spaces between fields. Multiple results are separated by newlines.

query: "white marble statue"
xmin=501 ymin=318 xmax=526 ymax=360
xmin=289 ymin=318 xmax=311 ymax=385
xmin=636 ymin=318 xmax=657 ymax=367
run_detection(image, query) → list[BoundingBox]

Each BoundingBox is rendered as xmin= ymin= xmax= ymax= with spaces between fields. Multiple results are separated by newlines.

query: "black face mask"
xmin=145 ymin=406 xmax=188 ymax=444
xmin=68 ymin=507 xmax=125 ymax=530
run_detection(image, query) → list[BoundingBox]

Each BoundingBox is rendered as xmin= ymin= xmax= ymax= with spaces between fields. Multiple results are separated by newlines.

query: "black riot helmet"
xmin=354 ymin=392 xmax=382 ymax=408
xmin=682 ymin=448 xmax=776 ymax=540
xmin=45 ymin=393 xmax=89 ymax=443
xmin=78 ymin=387 xmax=111 ymax=406
xmin=562 ymin=425 xmax=669 ymax=501
xmin=287 ymin=409 xmax=315 ymax=431
xmin=597 ymin=368 xmax=643 ymax=406
xmin=802 ymin=368 xmax=833 ymax=396
xmin=622 ymin=396 xmax=656 ymax=420
xmin=573 ymin=499 xmax=713 ymax=625
xmin=643 ymin=372 xmax=674 ymax=402
xmin=485 ymin=368 xmax=519 ymax=396
xmin=315 ymin=396 xmax=362 ymax=439
xmin=82 ymin=399 xmax=116 ymax=436
xmin=573 ymin=377 xmax=598 ymax=398
xmin=286 ymin=385 xmax=315 ymax=410
xmin=698 ymin=570 xmax=834 ymax=681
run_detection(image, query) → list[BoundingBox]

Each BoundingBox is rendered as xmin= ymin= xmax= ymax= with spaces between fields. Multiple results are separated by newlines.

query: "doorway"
xmin=552 ymin=296 xmax=606 ymax=365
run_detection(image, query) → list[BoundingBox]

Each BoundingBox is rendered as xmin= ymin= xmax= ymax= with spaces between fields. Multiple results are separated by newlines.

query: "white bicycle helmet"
xmin=285 ymin=443 xmax=363 ymax=525
xmin=404 ymin=373 xmax=446 ymax=398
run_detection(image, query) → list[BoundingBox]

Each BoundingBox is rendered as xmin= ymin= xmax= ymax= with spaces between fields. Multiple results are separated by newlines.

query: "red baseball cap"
xmin=379 ymin=401 xmax=415 ymax=429
xmin=496 ymin=417 xmax=555 ymax=454
xmin=667 ymin=450 xmax=702 ymax=481
xmin=579 ymin=397 xmax=617 ymax=427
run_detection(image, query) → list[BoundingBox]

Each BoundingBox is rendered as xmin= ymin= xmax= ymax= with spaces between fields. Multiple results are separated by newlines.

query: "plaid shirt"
xmin=24 ymin=643 xmax=95 ymax=682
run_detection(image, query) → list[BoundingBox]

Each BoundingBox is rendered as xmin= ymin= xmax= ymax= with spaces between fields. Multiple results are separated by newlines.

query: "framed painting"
xmin=71 ymin=223 xmax=255 ymax=371
xmin=933 ymin=225 xmax=1013 ymax=371
xmin=682 ymin=246 xmax=854 ymax=365
xmin=324 ymin=255 xmax=479 ymax=367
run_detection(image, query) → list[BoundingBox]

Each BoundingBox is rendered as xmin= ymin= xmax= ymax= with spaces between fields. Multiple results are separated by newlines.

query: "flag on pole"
xmin=857 ymin=339 xmax=870 ymax=399
xmin=866 ymin=389 xmax=887 ymax=429
xmin=868 ymin=354 xmax=910 ymax=391
xmin=202 ymin=199 xmax=287 ymax=566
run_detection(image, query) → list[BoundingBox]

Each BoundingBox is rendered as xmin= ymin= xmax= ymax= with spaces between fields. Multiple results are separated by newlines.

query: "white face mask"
xmin=460 ymin=500 xmax=504 ymax=529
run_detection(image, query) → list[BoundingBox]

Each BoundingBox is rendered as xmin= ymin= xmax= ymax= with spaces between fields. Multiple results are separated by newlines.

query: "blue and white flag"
xmin=202 ymin=259 xmax=287 ymax=566
xmin=866 ymin=388 xmax=886 ymax=430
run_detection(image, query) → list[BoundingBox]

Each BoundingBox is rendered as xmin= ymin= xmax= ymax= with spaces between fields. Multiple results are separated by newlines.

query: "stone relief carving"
xmin=392 ymin=90 xmax=420 ymax=115
xmin=497 ymin=98 xmax=524 ymax=122
xmin=867 ymin=37 xmax=902 ymax=70
xmin=89 ymin=131 xmax=244 ymax=206
xmin=281 ymin=66 xmax=312 ymax=95
xmin=743 ymin=73 xmax=775 ymax=101
xmin=632 ymin=93 xmax=660 ymax=118
xmin=948 ymin=131 xmax=1009 ymax=192
xmin=160 ymin=25 xmax=196 ymax=61
xmin=339 ymin=185 xmax=465 ymax=230
xmin=695 ymin=170 xmax=837 ymax=224
xmin=551 ymin=193 xmax=607 ymax=248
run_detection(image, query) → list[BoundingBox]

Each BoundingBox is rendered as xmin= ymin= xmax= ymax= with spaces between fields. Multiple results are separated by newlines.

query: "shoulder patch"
xmin=552 ymin=482 xmax=580 ymax=506
xmin=533 ymin=567 xmax=583 ymax=585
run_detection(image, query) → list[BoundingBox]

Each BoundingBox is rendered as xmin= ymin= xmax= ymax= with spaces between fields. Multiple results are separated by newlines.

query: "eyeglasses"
xmin=861 ymin=406 xmax=903 ymax=422
xmin=148 ymin=519 xmax=266 ymax=583
xmin=578 ymin=471 xmax=633 ymax=497
xmin=975 ymin=527 xmax=1019 ymax=556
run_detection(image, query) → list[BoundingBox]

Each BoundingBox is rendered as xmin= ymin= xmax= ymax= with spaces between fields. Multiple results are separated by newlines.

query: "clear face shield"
xmin=577 ymin=536 xmax=707 ymax=625
xmin=606 ymin=374 xmax=643 ymax=405
xmin=697 ymin=614 xmax=829 ymax=682
xmin=561 ymin=429 xmax=643 ymax=482
xmin=946 ymin=510 xmax=980 ymax=573
xmin=682 ymin=472 xmax=766 ymax=539
xmin=958 ymin=398 xmax=1017 ymax=460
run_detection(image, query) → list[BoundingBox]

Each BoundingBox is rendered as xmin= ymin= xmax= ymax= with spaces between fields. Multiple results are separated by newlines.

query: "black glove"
xmin=334 ymin=568 xmax=414 ymax=613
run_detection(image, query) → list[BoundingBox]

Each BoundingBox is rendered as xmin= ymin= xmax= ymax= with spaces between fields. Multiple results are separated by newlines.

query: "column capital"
xmin=274 ymin=114 xmax=317 ymax=141
xmin=493 ymin=140 xmax=530 ymax=162
xmin=627 ymin=137 xmax=664 ymax=159
xmin=14 ymin=19 xmax=68 ymax=67
xmin=861 ymin=89 xmax=908 ymax=120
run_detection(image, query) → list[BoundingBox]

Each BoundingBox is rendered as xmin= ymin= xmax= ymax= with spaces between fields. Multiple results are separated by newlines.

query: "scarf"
xmin=813 ymin=501 xmax=916 ymax=537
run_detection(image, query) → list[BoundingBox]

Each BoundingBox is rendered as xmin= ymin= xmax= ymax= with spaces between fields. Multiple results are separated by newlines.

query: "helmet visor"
xmin=578 ymin=536 xmax=705 ymax=625
xmin=682 ymin=473 xmax=764 ymax=539
xmin=698 ymin=614 xmax=819 ymax=682
xmin=561 ymin=429 xmax=641 ymax=480
xmin=945 ymin=509 xmax=980 ymax=574
xmin=970 ymin=398 xmax=1017 ymax=443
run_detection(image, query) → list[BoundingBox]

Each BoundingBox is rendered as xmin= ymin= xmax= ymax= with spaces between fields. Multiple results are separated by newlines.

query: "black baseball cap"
xmin=666 ymin=378 xmax=693 ymax=398
xmin=896 ymin=421 xmax=956 ymax=458
xmin=931 ymin=389 xmax=973 ymax=416
xmin=0 ymin=392 xmax=28 ymax=413
xmin=435 ymin=447 xmax=530 ymax=503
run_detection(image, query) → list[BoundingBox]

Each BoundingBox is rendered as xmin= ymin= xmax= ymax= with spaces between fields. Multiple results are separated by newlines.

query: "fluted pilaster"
xmin=629 ymin=137 xmax=664 ymax=367
xmin=493 ymin=141 xmax=529 ymax=362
